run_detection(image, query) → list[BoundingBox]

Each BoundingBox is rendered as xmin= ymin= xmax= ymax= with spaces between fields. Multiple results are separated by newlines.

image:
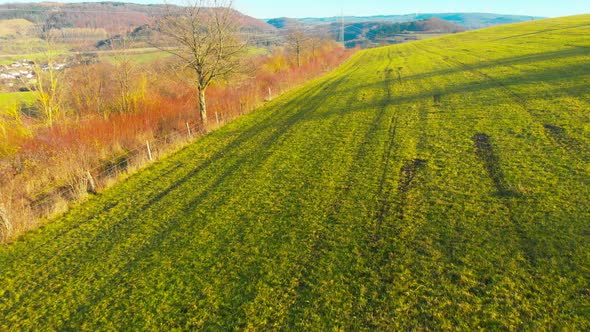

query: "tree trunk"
xmin=198 ymin=89 xmax=208 ymax=125
xmin=0 ymin=205 xmax=11 ymax=240
xmin=296 ymin=43 xmax=301 ymax=68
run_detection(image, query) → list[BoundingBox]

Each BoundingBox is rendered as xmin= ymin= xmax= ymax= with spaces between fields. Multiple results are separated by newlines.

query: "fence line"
xmin=27 ymin=119 xmax=206 ymax=214
xmin=23 ymin=98 xmax=248 ymax=215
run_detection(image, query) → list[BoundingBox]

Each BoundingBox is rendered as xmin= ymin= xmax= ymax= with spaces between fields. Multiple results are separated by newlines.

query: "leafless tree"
xmin=28 ymin=17 xmax=66 ymax=127
xmin=286 ymin=29 xmax=310 ymax=68
xmin=155 ymin=0 xmax=247 ymax=126
xmin=110 ymin=36 xmax=138 ymax=114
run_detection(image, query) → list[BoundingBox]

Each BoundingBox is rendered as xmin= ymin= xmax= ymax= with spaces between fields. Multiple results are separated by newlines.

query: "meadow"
xmin=0 ymin=15 xmax=589 ymax=329
xmin=0 ymin=91 xmax=35 ymax=109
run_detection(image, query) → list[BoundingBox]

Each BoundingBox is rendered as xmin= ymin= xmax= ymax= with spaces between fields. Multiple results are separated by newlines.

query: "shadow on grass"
xmin=0 ymin=71 xmax=354 ymax=323
xmin=472 ymin=133 xmax=520 ymax=197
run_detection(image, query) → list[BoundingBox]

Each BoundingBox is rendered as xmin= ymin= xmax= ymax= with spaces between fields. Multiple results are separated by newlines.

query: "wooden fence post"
xmin=186 ymin=122 xmax=193 ymax=139
xmin=0 ymin=205 xmax=12 ymax=238
xmin=86 ymin=170 xmax=97 ymax=194
xmin=146 ymin=140 xmax=153 ymax=161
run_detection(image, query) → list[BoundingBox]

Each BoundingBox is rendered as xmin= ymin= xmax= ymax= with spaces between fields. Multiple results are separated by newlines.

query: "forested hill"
xmin=291 ymin=12 xmax=541 ymax=29
xmin=339 ymin=18 xmax=466 ymax=42
xmin=0 ymin=2 xmax=276 ymax=33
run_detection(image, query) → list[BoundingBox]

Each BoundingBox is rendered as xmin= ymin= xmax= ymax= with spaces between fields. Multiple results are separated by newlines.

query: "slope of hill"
xmin=323 ymin=18 xmax=466 ymax=48
xmin=1 ymin=15 xmax=589 ymax=330
xmin=294 ymin=12 xmax=541 ymax=29
xmin=0 ymin=2 xmax=276 ymax=34
xmin=0 ymin=18 xmax=34 ymax=37
xmin=266 ymin=16 xmax=302 ymax=29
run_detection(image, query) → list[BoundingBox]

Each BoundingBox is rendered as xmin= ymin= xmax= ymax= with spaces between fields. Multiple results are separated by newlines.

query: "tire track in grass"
xmin=371 ymin=113 xmax=398 ymax=240
xmin=235 ymin=97 xmax=366 ymax=329
xmin=472 ymin=133 xmax=540 ymax=266
xmin=284 ymin=45 xmax=437 ymax=328
xmin=281 ymin=48 xmax=398 ymax=328
xmin=286 ymin=47 xmax=430 ymax=328
xmin=71 ymin=71 xmax=361 ymax=327
xmin=0 ymin=66 xmax=357 ymax=327
xmin=370 ymin=48 xmax=401 ymax=242
xmin=90 ymin=64 xmax=368 ymax=329
xmin=421 ymin=44 xmax=589 ymax=162
xmin=6 ymin=71 xmax=352 ymax=322
xmin=371 ymin=44 xmax=438 ymax=242
xmin=360 ymin=47 xmax=440 ymax=328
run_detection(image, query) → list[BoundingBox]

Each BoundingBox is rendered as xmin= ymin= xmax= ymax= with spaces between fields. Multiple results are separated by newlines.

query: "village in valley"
xmin=0 ymin=59 xmax=67 ymax=91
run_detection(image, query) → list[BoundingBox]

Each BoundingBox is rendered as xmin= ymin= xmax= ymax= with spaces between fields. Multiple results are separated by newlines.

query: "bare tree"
xmin=156 ymin=0 xmax=246 ymax=126
xmin=286 ymin=29 xmax=310 ymax=68
xmin=29 ymin=18 xmax=66 ymax=127
xmin=110 ymin=37 xmax=139 ymax=114
xmin=308 ymin=27 xmax=332 ymax=63
xmin=67 ymin=60 xmax=110 ymax=119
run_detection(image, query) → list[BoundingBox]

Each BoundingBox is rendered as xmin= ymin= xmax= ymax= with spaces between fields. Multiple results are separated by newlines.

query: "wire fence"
xmin=26 ymin=118 xmax=209 ymax=219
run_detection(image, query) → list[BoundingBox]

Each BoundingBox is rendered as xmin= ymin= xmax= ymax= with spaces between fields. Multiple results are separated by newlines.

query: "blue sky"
xmin=1 ymin=0 xmax=589 ymax=19
xmin=233 ymin=0 xmax=590 ymax=19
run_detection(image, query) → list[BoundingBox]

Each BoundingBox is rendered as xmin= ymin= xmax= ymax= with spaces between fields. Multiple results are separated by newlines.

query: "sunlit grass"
xmin=0 ymin=91 xmax=35 ymax=110
xmin=0 ymin=15 xmax=589 ymax=330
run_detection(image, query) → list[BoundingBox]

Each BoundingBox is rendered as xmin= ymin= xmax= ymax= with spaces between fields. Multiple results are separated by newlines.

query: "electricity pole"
xmin=340 ymin=10 xmax=345 ymax=47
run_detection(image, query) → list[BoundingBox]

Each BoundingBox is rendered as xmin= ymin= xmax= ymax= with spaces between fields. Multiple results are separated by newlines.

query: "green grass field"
xmin=0 ymin=91 xmax=35 ymax=110
xmin=1 ymin=15 xmax=589 ymax=329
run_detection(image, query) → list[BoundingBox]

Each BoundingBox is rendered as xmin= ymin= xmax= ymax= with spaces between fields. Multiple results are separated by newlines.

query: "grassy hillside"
xmin=0 ymin=2 xmax=276 ymax=34
xmin=0 ymin=18 xmax=33 ymax=37
xmin=1 ymin=15 xmax=589 ymax=330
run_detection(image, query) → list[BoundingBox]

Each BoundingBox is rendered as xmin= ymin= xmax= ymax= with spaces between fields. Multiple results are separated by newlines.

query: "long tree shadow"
xmin=491 ymin=23 xmax=590 ymax=41
xmin=472 ymin=133 xmax=518 ymax=197
xmin=66 ymin=65 xmax=372 ymax=328
xmin=5 ymin=68 xmax=350 ymax=251
xmin=404 ymin=45 xmax=590 ymax=83
xmin=0 ymin=69 xmax=358 ymax=320
xmin=321 ymin=60 xmax=590 ymax=114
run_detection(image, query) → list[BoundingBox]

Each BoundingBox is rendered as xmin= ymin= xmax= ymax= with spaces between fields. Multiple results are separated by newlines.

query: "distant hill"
xmin=0 ymin=18 xmax=34 ymax=37
xmin=267 ymin=17 xmax=302 ymax=30
xmin=0 ymin=2 xmax=276 ymax=34
xmin=338 ymin=17 xmax=466 ymax=38
xmin=303 ymin=18 xmax=466 ymax=48
xmin=281 ymin=12 xmax=540 ymax=30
